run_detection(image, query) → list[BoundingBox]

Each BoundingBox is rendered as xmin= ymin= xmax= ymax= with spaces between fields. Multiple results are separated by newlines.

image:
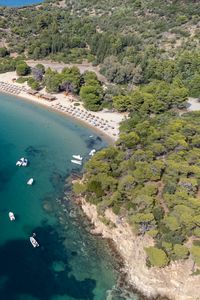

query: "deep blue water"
xmin=0 ymin=93 xmax=130 ymax=300
xmin=0 ymin=0 xmax=41 ymax=6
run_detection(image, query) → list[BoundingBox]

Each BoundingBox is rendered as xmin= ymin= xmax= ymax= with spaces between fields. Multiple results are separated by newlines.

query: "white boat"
xmin=22 ymin=158 xmax=28 ymax=167
xmin=72 ymin=154 xmax=83 ymax=161
xmin=27 ymin=178 xmax=34 ymax=185
xmin=89 ymin=149 xmax=96 ymax=156
xmin=30 ymin=236 xmax=39 ymax=248
xmin=16 ymin=157 xmax=28 ymax=167
xmin=71 ymin=159 xmax=82 ymax=165
xmin=16 ymin=160 xmax=22 ymax=166
xmin=9 ymin=212 xmax=15 ymax=221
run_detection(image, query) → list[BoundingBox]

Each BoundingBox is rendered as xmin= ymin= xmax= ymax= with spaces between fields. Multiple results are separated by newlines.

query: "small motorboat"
xmin=16 ymin=160 xmax=22 ymax=166
xmin=27 ymin=178 xmax=34 ymax=185
xmin=16 ymin=157 xmax=28 ymax=167
xmin=72 ymin=154 xmax=83 ymax=161
xmin=71 ymin=159 xmax=82 ymax=165
xmin=30 ymin=236 xmax=39 ymax=248
xmin=9 ymin=212 xmax=15 ymax=221
xmin=21 ymin=158 xmax=28 ymax=167
xmin=89 ymin=149 xmax=96 ymax=156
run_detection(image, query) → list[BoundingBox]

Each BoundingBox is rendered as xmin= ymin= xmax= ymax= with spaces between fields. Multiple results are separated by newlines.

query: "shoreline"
xmin=0 ymin=71 xmax=125 ymax=144
xmin=69 ymin=177 xmax=153 ymax=300
xmin=2 ymin=70 xmax=200 ymax=299
xmin=78 ymin=197 xmax=200 ymax=300
xmin=12 ymin=91 xmax=115 ymax=145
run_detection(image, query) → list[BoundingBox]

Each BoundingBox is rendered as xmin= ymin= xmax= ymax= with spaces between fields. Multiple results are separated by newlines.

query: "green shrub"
xmin=145 ymin=247 xmax=169 ymax=267
xmin=16 ymin=61 xmax=31 ymax=76
xmin=148 ymin=229 xmax=158 ymax=238
xmin=73 ymin=182 xmax=86 ymax=194
xmin=16 ymin=77 xmax=29 ymax=83
xmin=173 ymin=244 xmax=189 ymax=260
xmin=0 ymin=47 xmax=9 ymax=57
xmin=193 ymin=228 xmax=200 ymax=237
xmin=27 ymin=77 xmax=40 ymax=90
xmin=191 ymin=246 xmax=200 ymax=266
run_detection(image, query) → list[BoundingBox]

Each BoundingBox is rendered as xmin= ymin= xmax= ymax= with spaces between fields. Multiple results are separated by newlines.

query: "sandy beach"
xmin=0 ymin=71 xmax=125 ymax=142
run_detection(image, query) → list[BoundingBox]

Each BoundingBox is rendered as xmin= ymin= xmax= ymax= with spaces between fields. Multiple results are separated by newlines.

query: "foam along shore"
xmin=0 ymin=72 xmax=126 ymax=141
xmin=80 ymin=197 xmax=200 ymax=300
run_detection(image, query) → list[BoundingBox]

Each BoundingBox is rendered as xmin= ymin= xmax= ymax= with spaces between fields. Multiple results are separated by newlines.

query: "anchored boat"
xmin=72 ymin=154 xmax=83 ymax=161
xmin=71 ymin=159 xmax=82 ymax=165
xmin=27 ymin=178 xmax=34 ymax=185
xmin=9 ymin=212 xmax=15 ymax=221
xmin=16 ymin=157 xmax=28 ymax=167
xmin=30 ymin=236 xmax=39 ymax=248
xmin=89 ymin=149 xmax=96 ymax=156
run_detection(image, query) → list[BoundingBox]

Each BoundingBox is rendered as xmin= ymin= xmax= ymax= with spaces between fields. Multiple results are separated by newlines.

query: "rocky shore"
xmin=79 ymin=197 xmax=200 ymax=300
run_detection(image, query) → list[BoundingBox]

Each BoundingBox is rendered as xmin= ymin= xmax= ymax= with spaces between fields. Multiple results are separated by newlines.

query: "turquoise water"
xmin=0 ymin=93 xmax=127 ymax=300
xmin=0 ymin=0 xmax=41 ymax=6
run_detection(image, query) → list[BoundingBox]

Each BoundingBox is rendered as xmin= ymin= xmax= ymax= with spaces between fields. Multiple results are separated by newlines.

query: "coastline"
xmin=0 ymin=71 xmax=125 ymax=144
xmin=78 ymin=197 xmax=200 ymax=300
xmin=2 ymin=70 xmax=200 ymax=299
xmin=14 ymin=92 xmax=115 ymax=145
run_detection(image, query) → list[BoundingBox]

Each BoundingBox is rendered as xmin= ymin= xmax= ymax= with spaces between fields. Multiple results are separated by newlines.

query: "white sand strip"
xmin=0 ymin=71 xmax=127 ymax=141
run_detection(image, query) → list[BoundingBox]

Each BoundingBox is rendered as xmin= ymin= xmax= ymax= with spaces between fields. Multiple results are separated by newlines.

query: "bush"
xmin=0 ymin=47 xmax=9 ymax=57
xmin=87 ymin=180 xmax=103 ymax=197
xmin=35 ymin=63 xmax=45 ymax=74
xmin=16 ymin=61 xmax=31 ymax=76
xmin=145 ymin=246 xmax=169 ymax=267
xmin=148 ymin=229 xmax=158 ymax=238
xmin=193 ymin=228 xmax=200 ymax=237
xmin=73 ymin=182 xmax=86 ymax=194
xmin=191 ymin=245 xmax=200 ymax=266
xmin=27 ymin=77 xmax=40 ymax=90
xmin=80 ymin=84 xmax=103 ymax=111
xmin=16 ymin=77 xmax=29 ymax=83
xmin=173 ymin=244 xmax=189 ymax=260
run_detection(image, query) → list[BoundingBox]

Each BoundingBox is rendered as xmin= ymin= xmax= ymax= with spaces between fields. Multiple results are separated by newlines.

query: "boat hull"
xmin=9 ymin=212 xmax=15 ymax=221
xmin=30 ymin=237 xmax=39 ymax=248
xmin=71 ymin=159 xmax=82 ymax=165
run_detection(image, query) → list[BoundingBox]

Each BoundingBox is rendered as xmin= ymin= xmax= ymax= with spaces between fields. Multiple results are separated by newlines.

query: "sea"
xmin=0 ymin=0 xmax=41 ymax=6
xmin=0 ymin=93 xmax=138 ymax=300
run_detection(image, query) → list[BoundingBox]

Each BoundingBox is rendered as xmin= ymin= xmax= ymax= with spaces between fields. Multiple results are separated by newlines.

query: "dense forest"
xmin=75 ymin=109 xmax=200 ymax=268
xmin=1 ymin=0 xmax=200 ymax=268
xmin=1 ymin=0 xmax=200 ymax=96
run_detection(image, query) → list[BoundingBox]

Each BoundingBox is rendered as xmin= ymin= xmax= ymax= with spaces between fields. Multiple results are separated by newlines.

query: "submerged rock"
xmin=25 ymin=145 xmax=46 ymax=158
xmin=52 ymin=261 xmax=66 ymax=272
xmin=50 ymin=171 xmax=65 ymax=189
xmin=43 ymin=201 xmax=53 ymax=213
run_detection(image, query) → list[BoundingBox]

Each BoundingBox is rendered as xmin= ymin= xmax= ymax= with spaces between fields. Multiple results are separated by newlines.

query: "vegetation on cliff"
xmin=75 ymin=108 xmax=200 ymax=268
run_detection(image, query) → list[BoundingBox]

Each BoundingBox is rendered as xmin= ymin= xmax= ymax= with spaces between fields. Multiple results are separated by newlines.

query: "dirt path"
xmin=26 ymin=60 xmax=108 ymax=83
xmin=157 ymin=181 xmax=169 ymax=214
xmin=187 ymin=97 xmax=200 ymax=111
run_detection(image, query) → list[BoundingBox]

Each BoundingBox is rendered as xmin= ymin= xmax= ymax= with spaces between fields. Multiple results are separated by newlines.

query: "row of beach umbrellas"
xmin=0 ymin=81 xmax=27 ymax=95
xmin=52 ymin=103 xmax=116 ymax=133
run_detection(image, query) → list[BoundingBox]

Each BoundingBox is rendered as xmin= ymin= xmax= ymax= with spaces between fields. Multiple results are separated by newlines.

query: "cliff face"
xmin=81 ymin=198 xmax=200 ymax=300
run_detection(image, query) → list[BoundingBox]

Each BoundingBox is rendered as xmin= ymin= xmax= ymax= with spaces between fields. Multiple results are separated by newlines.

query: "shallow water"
xmin=0 ymin=93 xmax=126 ymax=300
xmin=0 ymin=0 xmax=41 ymax=6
